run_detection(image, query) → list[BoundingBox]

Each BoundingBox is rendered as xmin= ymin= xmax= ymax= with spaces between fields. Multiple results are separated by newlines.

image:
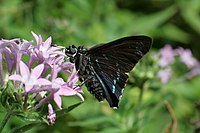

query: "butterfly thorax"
xmin=65 ymin=45 xmax=104 ymax=101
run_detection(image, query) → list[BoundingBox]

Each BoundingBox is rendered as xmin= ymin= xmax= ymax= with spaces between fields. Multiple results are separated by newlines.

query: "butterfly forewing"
xmin=87 ymin=36 xmax=152 ymax=107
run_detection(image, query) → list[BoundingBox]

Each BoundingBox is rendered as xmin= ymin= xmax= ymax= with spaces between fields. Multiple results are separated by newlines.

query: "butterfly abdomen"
xmin=85 ymin=77 xmax=104 ymax=101
xmin=81 ymin=67 xmax=105 ymax=101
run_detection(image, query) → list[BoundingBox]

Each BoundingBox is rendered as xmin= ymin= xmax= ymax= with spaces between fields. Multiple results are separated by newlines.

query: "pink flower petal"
xmin=67 ymin=67 xmax=77 ymax=83
xmin=31 ymin=32 xmax=39 ymax=45
xmin=76 ymin=93 xmax=84 ymax=101
xmin=157 ymin=68 xmax=172 ymax=83
xmin=8 ymin=75 xmax=22 ymax=81
xmin=176 ymin=47 xmax=198 ymax=68
xmin=53 ymin=94 xmax=62 ymax=109
xmin=53 ymin=56 xmax=64 ymax=64
xmin=47 ymin=104 xmax=56 ymax=125
xmin=4 ymin=49 xmax=15 ymax=74
xmin=10 ymin=42 xmax=19 ymax=51
xmin=43 ymin=37 xmax=52 ymax=48
xmin=0 ymin=42 xmax=11 ymax=49
xmin=158 ymin=45 xmax=175 ymax=68
xmin=20 ymin=61 xmax=30 ymax=76
xmin=62 ymin=62 xmax=74 ymax=69
xmin=25 ymin=84 xmax=34 ymax=92
xmin=50 ymin=46 xmax=64 ymax=51
xmin=31 ymin=64 xmax=44 ymax=79
xmin=32 ymin=32 xmax=42 ymax=47
xmin=51 ymin=51 xmax=66 ymax=56
xmin=52 ymin=78 xmax=65 ymax=86
xmin=21 ymin=41 xmax=31 ymax=51
xmin=187 ymin=65 xmax=200 ymax=78
xmin=74 ymin=86 xmax=83 ymax=93
xmin=58 ymin=86 xmax=77 ymax=96
xmin=36 ymin=78 xmax=52 ymax=86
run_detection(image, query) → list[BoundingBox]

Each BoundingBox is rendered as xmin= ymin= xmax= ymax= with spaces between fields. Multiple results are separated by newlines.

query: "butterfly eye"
xmin=78 ymin=46 xmax=87 ymax=54
xmin=65 ymin=45 xmax=77 ymax=57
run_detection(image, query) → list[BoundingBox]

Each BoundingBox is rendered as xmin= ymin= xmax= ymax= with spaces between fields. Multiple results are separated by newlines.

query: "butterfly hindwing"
xmin=91 ymin=59 xmax=128 ymax=107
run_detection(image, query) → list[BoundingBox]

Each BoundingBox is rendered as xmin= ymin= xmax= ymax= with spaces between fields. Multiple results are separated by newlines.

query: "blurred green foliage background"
xmin=1 ymin=0 xmax=200 ymax=133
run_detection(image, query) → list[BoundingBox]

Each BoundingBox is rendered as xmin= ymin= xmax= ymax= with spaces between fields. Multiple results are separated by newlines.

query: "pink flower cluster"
xmin=157 ymin=45 xmax=200 ymax=83
xmin=0 ymin=32 xmax=83 ymax=124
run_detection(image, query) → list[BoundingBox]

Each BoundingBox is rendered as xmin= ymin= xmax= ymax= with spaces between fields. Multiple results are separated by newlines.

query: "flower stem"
xmin=0 ymin=53 xmax=4 ymax=86
xmin=24 ymin=93 xmax=28 ymax=110
xmin=34 ymin=93 xmax=53 ymax=110
xmin=138 ymin=86 xmax=144 ymax=106
xmin=0 ymin=111 xmax=13 ymax=132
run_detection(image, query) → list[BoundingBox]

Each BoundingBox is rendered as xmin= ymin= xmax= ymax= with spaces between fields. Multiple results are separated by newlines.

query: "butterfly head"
xmin=65 ymin=45 xmax=87 ymax=62
xmin=65 ymin=45 xmax=77 ymax=58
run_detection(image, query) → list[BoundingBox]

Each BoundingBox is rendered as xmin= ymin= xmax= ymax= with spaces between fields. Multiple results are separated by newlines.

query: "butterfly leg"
xmin=73 ymin=81 xmax=85 ymax=89
xmin=72 ymin=76 xmax=91 ymax=89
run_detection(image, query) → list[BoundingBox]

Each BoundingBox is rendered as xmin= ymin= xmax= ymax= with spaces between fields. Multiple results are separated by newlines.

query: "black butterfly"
xmin=65 ymin=36 xmax=152 ymax=108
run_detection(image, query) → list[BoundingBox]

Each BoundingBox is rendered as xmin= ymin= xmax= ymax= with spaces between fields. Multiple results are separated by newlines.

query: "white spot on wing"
xmin=112 ymin=85 xmax=116 ymax=93
xmin=114 ymin=79 xmax=116 ymax=85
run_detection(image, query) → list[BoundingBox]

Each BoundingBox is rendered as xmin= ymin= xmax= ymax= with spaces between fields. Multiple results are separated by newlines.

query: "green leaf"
xmin=0 ymin=83 xmax=13 ymax=109
xmin=16 ymin=111 xmax=46 ymax=124
xmin=138 ymin=101 xmax=171 ymax=133
xmin=99 ymin=127 xmax=125 ymax=133
xmin=56 ymin=102 xmax=82 ymax=118
xmin=68 ymin=116 xmax=117 ymax=127
xmin=179 ymin=0 xmax=200 ymax=34
xmin=160 ymin=24 xmax=190 ymax=43
xmin=10 ymin=123 xmax=40 ymax=133
xmin=130 ymin=6 xmax=176 ymax=33
xmin=0 ymin=88 xmax=8 ymax=108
